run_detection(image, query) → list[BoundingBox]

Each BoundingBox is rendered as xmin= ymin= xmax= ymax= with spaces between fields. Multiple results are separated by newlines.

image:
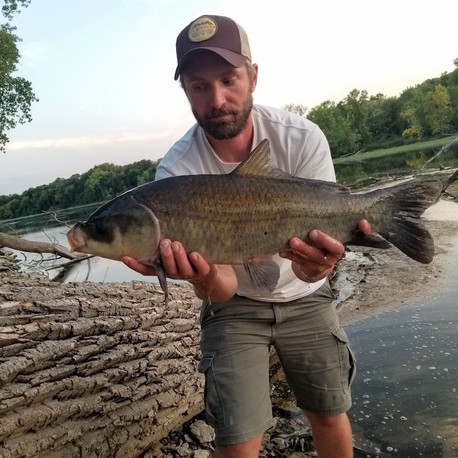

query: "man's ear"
xmin=251 ymin=63 xmax=259 ymax=92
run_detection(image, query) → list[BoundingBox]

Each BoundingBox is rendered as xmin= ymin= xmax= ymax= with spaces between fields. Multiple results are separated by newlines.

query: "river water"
xmin=348 ymin=256 xmax=458 ymax=457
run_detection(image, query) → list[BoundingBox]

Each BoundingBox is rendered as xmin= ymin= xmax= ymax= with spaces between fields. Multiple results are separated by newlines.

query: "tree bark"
xmin=0 ymin=255 xmax=204 ymax=458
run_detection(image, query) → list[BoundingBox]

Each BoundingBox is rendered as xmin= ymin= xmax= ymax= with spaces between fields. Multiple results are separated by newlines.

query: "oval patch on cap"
xmin=188 ymin=16 xmax=218 ymax=42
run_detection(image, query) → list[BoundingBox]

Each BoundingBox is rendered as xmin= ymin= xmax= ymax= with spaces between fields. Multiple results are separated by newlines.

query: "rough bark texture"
xmin=0 ymin=251 xmax=203 ymax=458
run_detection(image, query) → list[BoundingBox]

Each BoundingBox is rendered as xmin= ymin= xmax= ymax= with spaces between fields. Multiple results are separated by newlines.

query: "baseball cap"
xmin=174 ymin=15 xmax=252 ymax=80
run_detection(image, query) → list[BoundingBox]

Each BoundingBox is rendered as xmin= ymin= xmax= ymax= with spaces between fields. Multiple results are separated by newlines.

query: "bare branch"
xmin=0 ymin=231 xmax=88 ymax=261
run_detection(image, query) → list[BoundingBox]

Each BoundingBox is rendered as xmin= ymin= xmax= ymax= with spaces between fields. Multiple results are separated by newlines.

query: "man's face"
xmin=181 ymin=52 xmax=257 ymax=140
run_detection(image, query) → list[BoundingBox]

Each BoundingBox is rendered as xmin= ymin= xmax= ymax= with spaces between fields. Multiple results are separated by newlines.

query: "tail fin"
xmin=377 ymin=180 xmax=443 ymax=264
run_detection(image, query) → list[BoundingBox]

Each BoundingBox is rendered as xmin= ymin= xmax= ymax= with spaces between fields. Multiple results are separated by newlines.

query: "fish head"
xmin=66 ymin=194 xmax=161 ymax=264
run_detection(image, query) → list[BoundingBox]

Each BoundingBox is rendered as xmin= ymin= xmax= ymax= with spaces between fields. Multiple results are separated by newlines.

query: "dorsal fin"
xmin=231 ymin=139 xmax=352 ymax=194
xmin=231 ymin=139 xmax=292 ymax=179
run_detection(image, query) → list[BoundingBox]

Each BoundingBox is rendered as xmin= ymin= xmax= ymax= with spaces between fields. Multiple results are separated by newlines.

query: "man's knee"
xmin=303 ymin=410 xmax=349 ymax=428
xmin=213 ymin=433 xmax=263 ymax=458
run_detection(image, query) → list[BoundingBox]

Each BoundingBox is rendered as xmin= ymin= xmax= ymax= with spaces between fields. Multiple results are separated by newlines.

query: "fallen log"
xmin=0 ymin=260 xmax=204 ymax=458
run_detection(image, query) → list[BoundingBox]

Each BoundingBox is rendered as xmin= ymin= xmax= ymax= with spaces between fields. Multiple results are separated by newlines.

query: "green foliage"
xmin=2 ymin=0 xmax=30 ymax=20
xmin=1 ymin=0 xmax=37 ymax=153
xmin=0 ymin=24 xmax=18 ymax=80
xmin=366 ymin=94 xmax=401 ymax=140
xmin=423 ymin=84 xmax=453 ymax=135
xmin=282 ymin=103 xmax=308 ymax=117
xmin=0 ymin=159 xmax=159 ymax=219
xmin=307 ymin=100 xmax=360 ymax=156
xmin=401 ymin=106 xmax=423 ymax=138
xmin=284 ymin=67 xmax=458 ymax=158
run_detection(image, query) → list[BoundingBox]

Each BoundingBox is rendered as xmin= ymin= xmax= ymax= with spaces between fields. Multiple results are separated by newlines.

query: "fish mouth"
xmin=66 ymin=225 xmax=88 ymax=253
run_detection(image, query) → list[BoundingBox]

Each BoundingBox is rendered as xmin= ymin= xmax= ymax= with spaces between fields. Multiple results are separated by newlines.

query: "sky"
xmin=1 ymin=0 xmax=457 ymax=196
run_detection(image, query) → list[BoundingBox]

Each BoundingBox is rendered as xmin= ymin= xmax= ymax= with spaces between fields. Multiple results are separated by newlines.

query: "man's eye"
xmin=193 ymin=84 xmax=206 ymax=91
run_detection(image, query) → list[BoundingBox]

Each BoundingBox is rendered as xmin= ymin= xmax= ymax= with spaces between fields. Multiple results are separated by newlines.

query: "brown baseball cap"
xmin=174 ymin=15 xmax=252 ymax=80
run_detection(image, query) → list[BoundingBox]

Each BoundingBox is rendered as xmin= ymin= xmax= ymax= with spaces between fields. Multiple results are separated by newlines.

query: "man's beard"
xmin=192 ymin=93 xmax=253 ymax=140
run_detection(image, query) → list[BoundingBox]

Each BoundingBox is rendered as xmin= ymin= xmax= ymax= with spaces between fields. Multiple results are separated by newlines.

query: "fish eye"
xmin=85 ymin=220 xmax=107 ymax=236
xmin=95 ymin=221 xmax=107 ymax=235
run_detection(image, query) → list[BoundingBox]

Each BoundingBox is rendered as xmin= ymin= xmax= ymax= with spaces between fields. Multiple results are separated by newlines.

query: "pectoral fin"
xmin=153 ymin=256 xmax=169 ymax=306
xmin=243 ymin=258 xmax=280 ymax=295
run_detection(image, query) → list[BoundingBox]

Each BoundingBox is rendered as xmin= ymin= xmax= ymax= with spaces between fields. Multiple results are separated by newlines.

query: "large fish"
xmin=67 ymin=139 xmax=457 ymax=302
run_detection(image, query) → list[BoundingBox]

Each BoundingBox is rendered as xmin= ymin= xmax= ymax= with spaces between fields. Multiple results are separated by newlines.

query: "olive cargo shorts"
xmin=197 ymin=281 xmax=356 ymax=445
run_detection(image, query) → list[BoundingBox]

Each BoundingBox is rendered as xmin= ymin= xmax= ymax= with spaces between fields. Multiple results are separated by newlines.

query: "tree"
xmin=340 ymin=89 xmax=372 ymax=148
xmin=282 ymin=103 xmax=308 ymax=117
xmin=2 ymin=0 xmax=31 ymax=20
xmin=365 ymin=94 xmax=400 ymax=141
xmin=307 ymin=100 xmax=360 ymax=157
xmin=423 ymin=83 xmax=453 ymax=135
xmin=0 ymin=0 xmax=37 ymax=153
xmin=401 ymin=106 xmax=423 ymax=138
xmin=0 ymin=159 xmax=159 ymax=219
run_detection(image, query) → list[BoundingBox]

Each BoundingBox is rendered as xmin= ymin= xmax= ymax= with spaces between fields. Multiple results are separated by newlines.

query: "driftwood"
xmin=0 ymin=232 xmax=94 ymax=281
xmin=0 ymin=232 xmax=83 ymax=261
xmin=0 ymin=254 xmax=204 ymax=458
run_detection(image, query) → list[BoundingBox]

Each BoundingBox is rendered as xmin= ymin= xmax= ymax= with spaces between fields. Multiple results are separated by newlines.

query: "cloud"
xmin=17 ymin=41 xmax=50 ymax=67
xmin=8 ymin=131 xmax=173 ymax=151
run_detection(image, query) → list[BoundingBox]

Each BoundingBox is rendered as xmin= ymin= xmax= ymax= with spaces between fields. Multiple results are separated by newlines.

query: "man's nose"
xmin=210 ymin=86 xmax=226 ymax=109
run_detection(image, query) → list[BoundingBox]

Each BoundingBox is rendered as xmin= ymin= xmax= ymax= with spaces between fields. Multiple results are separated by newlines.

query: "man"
xmin=123 ymin=14 xmax=370 ymax=458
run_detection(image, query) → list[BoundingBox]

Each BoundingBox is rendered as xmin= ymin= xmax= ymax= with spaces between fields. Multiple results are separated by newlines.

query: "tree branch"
xmin=0 ymin=231 xmax=88 ymax=260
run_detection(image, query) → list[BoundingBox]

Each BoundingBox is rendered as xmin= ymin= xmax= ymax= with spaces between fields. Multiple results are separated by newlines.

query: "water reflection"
xmin=335 ymin=141 xmax=458 ymax=186
xmin=347 ymin=267 xmax=458 ymax=457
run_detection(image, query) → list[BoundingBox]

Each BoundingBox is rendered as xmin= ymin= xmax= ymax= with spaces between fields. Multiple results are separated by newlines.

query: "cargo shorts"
xmin=197 ymin=280 xmax=356 ymax=445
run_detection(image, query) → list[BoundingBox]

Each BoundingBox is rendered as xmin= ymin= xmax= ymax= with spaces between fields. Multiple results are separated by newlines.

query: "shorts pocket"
xmin=331 ymin=326 xmax=357 ymax=394
xmin=197 ymin=354 xmax=225 ymax=428
xmin=199 ymin=300 xmax=211 ymax=326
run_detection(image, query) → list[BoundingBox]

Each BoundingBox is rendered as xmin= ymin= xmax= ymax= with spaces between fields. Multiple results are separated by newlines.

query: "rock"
xmin=189 ymin=419 xmax=215 ymax=444
xmin=270 ymin=437 xmax=287 ymax=450
xmin=174 ymin=443 xmax=191 ymax=457
xmin=193 ymin=450 xmax=212 ymax=458
xmin=288 ymin=452 xmax=317 ymax=458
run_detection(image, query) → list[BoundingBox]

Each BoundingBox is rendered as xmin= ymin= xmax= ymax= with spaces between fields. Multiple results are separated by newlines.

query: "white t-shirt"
xmin=155 ymin=104 xmax=336 ymax=302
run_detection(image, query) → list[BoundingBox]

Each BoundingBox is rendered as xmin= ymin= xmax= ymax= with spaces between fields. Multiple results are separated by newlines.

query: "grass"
xmin=333 ymin=136 xmax=455 ymax=164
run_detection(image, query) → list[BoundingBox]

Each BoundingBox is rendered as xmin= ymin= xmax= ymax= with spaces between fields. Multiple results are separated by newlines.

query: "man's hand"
xmin=279 ymin=220 xmax=371 ymax=283
xmin=122 ymin=239 xmax=210 ymax=278
xmin=122 ymin=239 xmax=237 ymax=302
